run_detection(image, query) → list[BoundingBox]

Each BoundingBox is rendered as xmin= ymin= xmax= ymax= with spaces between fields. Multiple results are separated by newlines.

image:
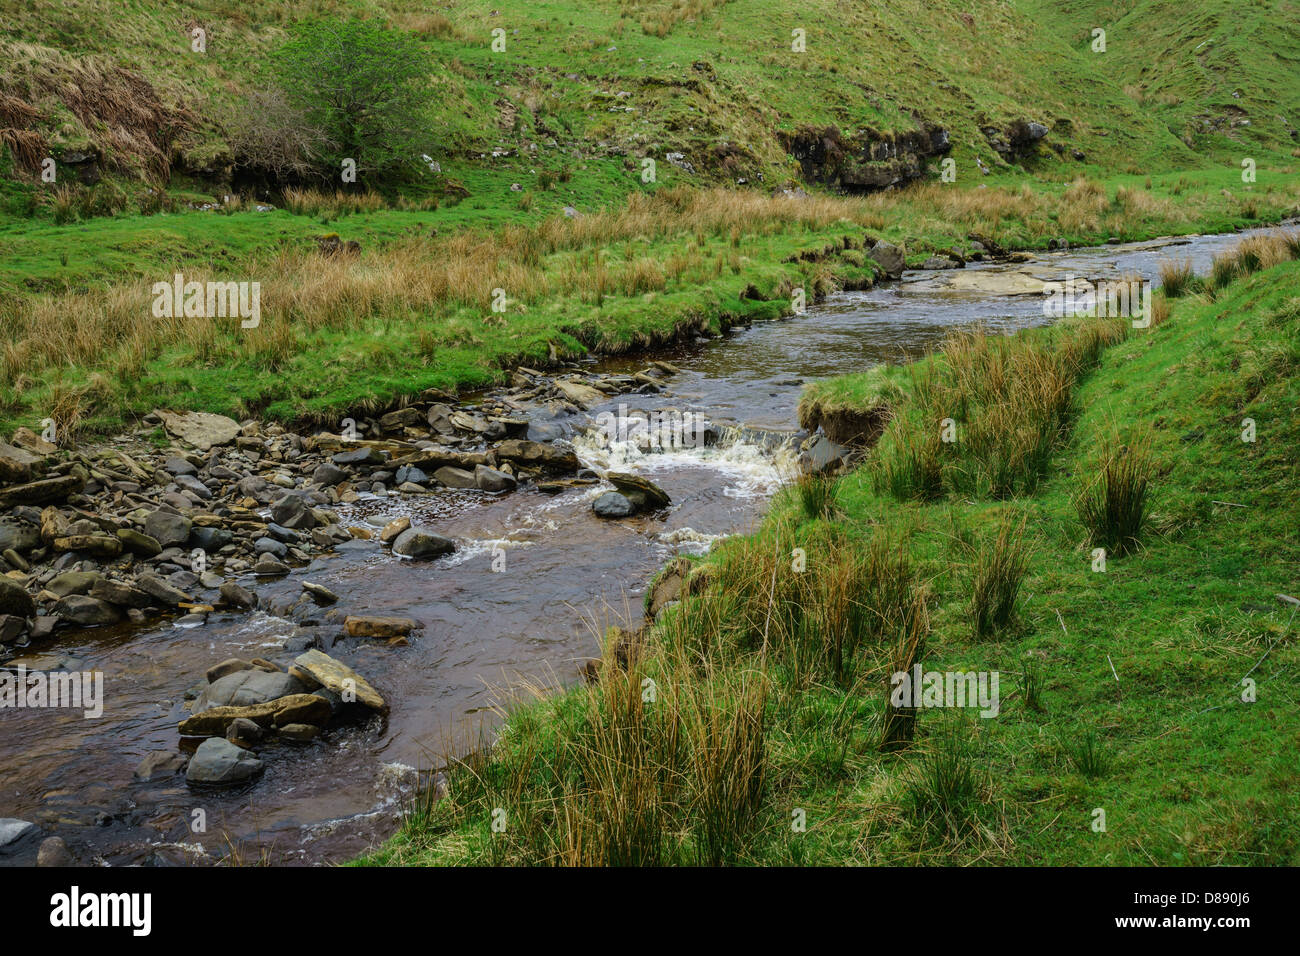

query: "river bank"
xmin=7 ymin=172 xmax=1300 ymax=442
xmin=364 ymin=230 xmax=1300 ymax=866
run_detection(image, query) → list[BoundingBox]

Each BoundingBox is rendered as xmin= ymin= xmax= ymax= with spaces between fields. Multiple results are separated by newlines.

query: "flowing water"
xmin=0 ymin=228 xmax=1276 ymax=865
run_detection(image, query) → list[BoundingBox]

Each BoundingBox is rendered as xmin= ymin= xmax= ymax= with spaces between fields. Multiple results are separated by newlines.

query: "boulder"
xmin=0 ymin=615 xmax=27 ymax=644
xmin=302 ymin=581 xmax=338 ymax=606
xmin=88 ymin=579 xmax=152 ymax=609
xmin=379 ymin=407 xmax=425 ymax=431
xmin=0 ymin=517 xmax=39 ymax=553
xmin=133 ymin=573 xmax=192 ymax=608
xmin=47 ymin=571 xmax=102 ymax=598
xmin=185 ymin=737 xmax=264 ymax=786
xmin=9 ymin=428 xmax=56 ymax=455
xmin=593 ymin=491 xmax=636 ymax=518
xmin=800 ymin=434 xmax=854 ymax=475
xmin=494 ymin=439 xmax=579 ymax=474
xmin=226 ymin=717 xmax=263 ymax=748
xmin=392 ymin=527 xmax=455 ymax=560
xmin=158 ymin=411 xmax=241 ymax=452
xmin=868 ymin=240 xmax=906 ymax=278
xmin=269 ymin=494 xmax=314 ymax=529
xmin=293 ymin=648 xmax=386 ymax=712
xmin=173 ymin=474 xmax=213 ymax=500
xmin=332 ymin=446 xmax=386 ymax=467
xmin=0 ymin=579 xmax=36 ymax=619
xmin=607 ymin=472 xmax=671 ymax=509
xmin=475 ymin=465 xmax=517 ymax=492
xmin=116 ymin=528 xmax=162 ymax=557
xmin=379 ymin=517 xmax=410 ymax=544
xmin=433 ymin=466 xmax=477 ymax=489
xmin=205 ymin=658 xmax=252 ymax=683
xmin=52 ymin=595 xmax=122 ymax=627
xmin=252 ymin=556 xmax=290 ymax=576
xmin=144 ymin=511 xmax=192 ymax=549
xmin=36 ymin=836 xmax=74 ymax=867
xmin=218 ymin=582 xmax=257 ymax=610
xmin=0 ymin=443 xmax=39 ymax=484
xmin=189 ymin=526 xmax=232 ymax=551
xmin=194 ymin=669 xmax=306 ymax=712
xmin=312 ymin=462 xmax=347 ymax=486
xmin=0 ymin=818 xmax=38 ymax=851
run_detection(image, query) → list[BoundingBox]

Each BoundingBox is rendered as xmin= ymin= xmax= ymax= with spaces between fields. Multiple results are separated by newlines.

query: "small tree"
xmin=273 ymin=19 xmax=432 ymax=182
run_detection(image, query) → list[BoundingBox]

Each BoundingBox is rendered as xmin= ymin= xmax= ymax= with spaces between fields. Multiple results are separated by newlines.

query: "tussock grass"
xmin=1075 ymin=433 xmax=1155 ymax=557
xmin=1158 ymin=257 xmax=1195 ymax=297
xmin=969 ymin=513 xmax=1030 ymax=640
xmin=873 ymin=317 xmax=1126 ymax=502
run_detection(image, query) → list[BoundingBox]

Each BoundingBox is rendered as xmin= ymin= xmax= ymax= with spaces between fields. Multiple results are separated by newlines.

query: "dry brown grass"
xmin=0 ymin=40 xmax=193 ymax=179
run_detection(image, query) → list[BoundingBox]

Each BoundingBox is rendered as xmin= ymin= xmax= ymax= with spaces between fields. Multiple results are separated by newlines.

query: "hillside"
xmin=2 ymin=0 xmax=1297 ymax=201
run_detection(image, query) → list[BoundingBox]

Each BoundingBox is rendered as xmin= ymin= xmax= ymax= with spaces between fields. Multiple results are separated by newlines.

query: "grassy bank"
xmin=4 ymin=169 xmax=1298 ymax=441
xmin=362 ymin=233 xmax=1300 ymax=866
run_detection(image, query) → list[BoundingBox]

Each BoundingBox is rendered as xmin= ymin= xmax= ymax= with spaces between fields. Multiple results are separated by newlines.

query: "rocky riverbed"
xmin=1 ymin=355 xmax=850 ymax=865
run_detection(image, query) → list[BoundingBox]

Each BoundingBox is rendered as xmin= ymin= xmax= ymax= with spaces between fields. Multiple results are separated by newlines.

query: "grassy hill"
xmin=3 ymin=0 xmax=1297 ymax=196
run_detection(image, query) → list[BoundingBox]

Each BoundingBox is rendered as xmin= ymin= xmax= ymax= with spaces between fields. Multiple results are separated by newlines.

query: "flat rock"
xmin=0 ymin=474 xmax=84 ymax=508
xmin=0 ymin=818 xmax=38 ymax=850
xmin=555 ymin=380 xmax=606 ymax=409
xmin=433 ymin=466 xmax=477 ymax=489
xmin=51 ymin=595 xmax=121 ymax=627
xmin=89 ymin=579 xmax=152 ymax=609
xmin=293 ymin=648 xmax=386 ymax=712
xmin=343 ymin=615 xmax=415 ymax=639
xmin=607 ymin=472 xmax=670 ymax=508
xmin=158 ymin=411 xmax=241 ymax=452
xmin=134 ymin=573 xmax=191 ymax=608
xmin=53 ymin=534 xmax=122 ymax=559
xmin=302 ymin=581 xmax=338 ymax=605
xmin=494 ymin=439 xmax=579 ymax=474
xmin=178 ymin=693 xmax=332 ymax=736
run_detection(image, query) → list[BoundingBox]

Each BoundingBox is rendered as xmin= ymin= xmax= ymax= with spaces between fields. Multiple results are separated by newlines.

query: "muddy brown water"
xmin=0 ymin=228 xmax=1278 ymax=865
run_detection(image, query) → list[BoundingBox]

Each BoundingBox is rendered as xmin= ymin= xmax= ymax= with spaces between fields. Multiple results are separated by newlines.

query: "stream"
xmin=0 ymin=227 xmax=1276 ymax=865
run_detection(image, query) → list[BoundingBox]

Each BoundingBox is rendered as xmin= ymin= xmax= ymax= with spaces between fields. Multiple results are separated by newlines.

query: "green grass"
xmin=362 ymin=253 xmax=1300 ymax=866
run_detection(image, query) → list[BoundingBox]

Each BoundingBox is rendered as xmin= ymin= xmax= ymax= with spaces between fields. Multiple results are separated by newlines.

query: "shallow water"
xmin=0 ymin=227 xmax=1278 ymax=865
